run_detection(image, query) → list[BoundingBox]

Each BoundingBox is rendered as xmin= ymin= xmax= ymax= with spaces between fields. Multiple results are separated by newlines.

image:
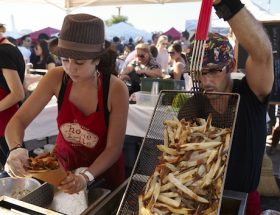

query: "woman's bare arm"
xmin=5 ymin=67 xmax=63 ymax=149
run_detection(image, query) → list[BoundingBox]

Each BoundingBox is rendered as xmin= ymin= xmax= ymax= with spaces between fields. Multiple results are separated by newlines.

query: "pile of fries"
xmin=26 ymin=152 xmax=60 ymax=172
xmin=139 ymin=115 xmax=231 ymax=214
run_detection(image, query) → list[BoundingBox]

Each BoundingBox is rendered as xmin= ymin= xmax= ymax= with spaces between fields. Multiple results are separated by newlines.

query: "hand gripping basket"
xmin=117 ymin=90 xmax=240 ymax=215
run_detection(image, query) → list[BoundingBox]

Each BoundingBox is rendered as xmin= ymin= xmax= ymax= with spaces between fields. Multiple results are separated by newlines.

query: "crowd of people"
xmin=7 ymin=33 xmax=61 ymax=70
xmin=0 ymin=0 xmax=278 ymax=213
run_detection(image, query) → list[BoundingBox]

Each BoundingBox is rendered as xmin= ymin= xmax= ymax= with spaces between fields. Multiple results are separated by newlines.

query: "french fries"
xmin=139 ymin=115 xmax=231 ymax=214
xmin=26 ymin=152 xmax=60 ymax=172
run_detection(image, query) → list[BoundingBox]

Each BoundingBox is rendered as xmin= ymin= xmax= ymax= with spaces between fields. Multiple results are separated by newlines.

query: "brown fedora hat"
xmin=49 ymin=13 xmax=106 ymax=60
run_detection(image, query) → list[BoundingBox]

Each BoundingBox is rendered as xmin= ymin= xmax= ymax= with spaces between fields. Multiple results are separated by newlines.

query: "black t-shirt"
xmin=178 ymin=78 xmax=268 ymax=192
xmin=31 ymin=54 xmax=55 ymax=70
xmin=0 ymin=44 xmax=25 ymax=91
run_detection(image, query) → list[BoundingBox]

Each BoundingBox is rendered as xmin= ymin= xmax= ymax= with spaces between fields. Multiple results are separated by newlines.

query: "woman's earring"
xmin=96 ymin=71 xmax=100 ymax=78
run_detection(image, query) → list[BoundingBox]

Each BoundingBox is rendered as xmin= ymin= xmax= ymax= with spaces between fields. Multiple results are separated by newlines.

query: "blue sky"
xmin=0 ymin=0 xmax=279 ymax=35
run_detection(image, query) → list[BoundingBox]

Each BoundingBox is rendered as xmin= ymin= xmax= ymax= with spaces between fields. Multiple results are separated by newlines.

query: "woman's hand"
xmin=58 ymin=172 xmax=87 ymax=194
xmin=5 ymin=148 xmax=30 ymax=178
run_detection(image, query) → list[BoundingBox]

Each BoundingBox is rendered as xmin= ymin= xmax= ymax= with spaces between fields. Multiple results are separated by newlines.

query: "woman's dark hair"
xmin=31 ymin=40 xmax=52 ymax=68
xmin=97 ymin=40 xmax=118 ymax=76
xmin=170 ymin=42 xmax=187 ymax=63
xmin=38 ymin=33 xmax=50 ymax=41
xmin=149 ymin=44 xmax=158 ymax=58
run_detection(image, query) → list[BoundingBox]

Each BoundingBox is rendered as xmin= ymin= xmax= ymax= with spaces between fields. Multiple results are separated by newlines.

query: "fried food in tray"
xmin=26 ymin=152 xmax=60 ymax=172
xmin=26 ymin=152 xmax=67 ymax=186
xmin=139 ymin=114 xmax=231 ymax=215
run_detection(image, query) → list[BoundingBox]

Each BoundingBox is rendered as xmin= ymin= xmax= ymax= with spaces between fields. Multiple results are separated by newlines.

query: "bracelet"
xmin=9 ymin=144 xmax=25 ymax=153
xmin=214 ymin=0 xmax=245 ymax=21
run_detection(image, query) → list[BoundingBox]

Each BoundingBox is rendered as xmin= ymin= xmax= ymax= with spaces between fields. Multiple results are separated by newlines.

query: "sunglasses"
xmin=168 ymin=51 xmax=175 ymax=55
xmin=137 ymin=54 xmax=145 ymax=58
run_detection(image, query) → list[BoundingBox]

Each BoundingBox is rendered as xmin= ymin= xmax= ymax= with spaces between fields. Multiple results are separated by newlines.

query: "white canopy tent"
xmin=0 ymin=0 xmax=200 ymax=13
xmin=0 ymin=0 xmax=277 ymax=17
xmin=106 ymin=22 xmax=152 ymax=42
xmin=1 ymin=0 xmax=278 ymax=38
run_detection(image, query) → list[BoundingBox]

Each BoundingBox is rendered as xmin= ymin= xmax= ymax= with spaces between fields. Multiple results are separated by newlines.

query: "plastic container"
xmin=135 ymin=91 xmax=159 ymax=107
xmin=44 ymin=144 xmax=55 ymax=153
xmin=140 ymin=78 xmax=185 ymax=92
xmin=33 ymin=148 xmax=45 ymax=155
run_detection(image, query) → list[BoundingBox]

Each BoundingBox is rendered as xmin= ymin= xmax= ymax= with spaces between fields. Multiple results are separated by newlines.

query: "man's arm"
xmin=137 ymin=67 xmax=162 ymax=78
xmin=214 ymin=0 xmax=274 ymax=101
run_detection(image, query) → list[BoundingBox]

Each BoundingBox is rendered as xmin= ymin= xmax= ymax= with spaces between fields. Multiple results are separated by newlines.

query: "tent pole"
xmin=44 ymin=0 xmax=67 ymax=13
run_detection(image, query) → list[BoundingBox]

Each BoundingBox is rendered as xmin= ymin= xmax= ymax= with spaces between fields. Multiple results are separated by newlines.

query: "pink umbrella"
xmin=29 ymin=27 xmax=60 ymax=41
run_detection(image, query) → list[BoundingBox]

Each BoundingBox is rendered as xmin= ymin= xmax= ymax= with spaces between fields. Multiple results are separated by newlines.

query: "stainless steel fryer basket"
xmin=117 ymin=90 xmax=240 ymax=215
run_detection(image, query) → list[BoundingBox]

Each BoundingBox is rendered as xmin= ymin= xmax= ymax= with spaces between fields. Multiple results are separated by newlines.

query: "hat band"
xmin=58 ymin=39 xmax=104 ymax=53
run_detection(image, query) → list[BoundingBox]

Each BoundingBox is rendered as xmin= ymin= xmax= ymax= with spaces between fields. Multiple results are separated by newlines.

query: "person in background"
xmin=30 ymin=40 xmax=55 ymax=70
xmin=7 ymin=37 xmax=17 ymax=46
xmin=127 ymin=37 xmax=135 ymax=51
xmin=115 ymin=44 xmax=134 ymax=74
xmin=119 ymin=43 xmax=161 ymax=95
xmin=18 ymin=34 xmax=32 ymax=63
xmin=149 ymin=44 xmax=158 ymax=59
xmin=37 ymin=33 xmax=50 ymax=41
xmin=156 ymin=35 xmax=169 ymax=73
xmin=120 ymin=36 xmax=144 ymax=72
xmin=49 ymin=36 xmax=62 ymax=67
xmin=0 ymin=23 xmax=25 ymax=168
xmin=268 ymin=105 xmax=280 ymax=154
xmin=181 ymin=29 xmax=190 ymax=54
xmin=178 ymin=0 xmax=273 ymax=214
xmin=167 ymin=35 xmax=174 ymax=45
xmin=112 ymin=36 xmax=124 ymax=56
xmin=151 ymin=32 xmax=160 ymax=45
xmin=4 ymin=13 xmax=129 ymax=193
xmin=168 ymin=42 xmax=187 ymax=80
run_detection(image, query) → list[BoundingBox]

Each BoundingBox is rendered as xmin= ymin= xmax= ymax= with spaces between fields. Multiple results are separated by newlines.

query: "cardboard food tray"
xmin=28 ymin=161 xmax=67 ymax=187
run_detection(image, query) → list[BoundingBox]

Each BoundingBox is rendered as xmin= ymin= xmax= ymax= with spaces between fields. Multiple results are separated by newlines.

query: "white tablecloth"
xmin=126 ymin=104 xmax=154 ymax=137
xmin=24 ymin=97 xmax=58 ymax=141
xmin=24 ymin=101 xmax=154 ymax=141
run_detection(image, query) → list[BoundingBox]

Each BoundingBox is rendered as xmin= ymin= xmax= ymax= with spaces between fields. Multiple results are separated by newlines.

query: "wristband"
xmin=213 ymin=0 xmax=245 ymax=21
xmin=80 ymin=169 xmax=95 ymax=182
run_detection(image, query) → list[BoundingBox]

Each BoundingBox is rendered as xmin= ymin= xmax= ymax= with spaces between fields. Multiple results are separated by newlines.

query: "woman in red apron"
xmin=55 ymin=72 xmax=125 ymax=190
xmin=0 ymin=24 xmax=25 ymax=167
xmin=4 ymin=14 xmax=129 ymax=194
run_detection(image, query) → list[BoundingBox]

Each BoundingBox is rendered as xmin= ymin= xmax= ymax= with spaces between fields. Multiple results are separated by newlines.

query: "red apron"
xmin=55 ymin=74 xmax=125 ymax=190
xmin=0 ymin=88 xmax=19 ymax=136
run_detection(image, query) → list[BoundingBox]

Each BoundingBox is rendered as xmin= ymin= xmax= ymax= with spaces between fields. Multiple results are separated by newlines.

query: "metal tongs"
xmin=189 ymin=0 xmax=213 ymax=92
